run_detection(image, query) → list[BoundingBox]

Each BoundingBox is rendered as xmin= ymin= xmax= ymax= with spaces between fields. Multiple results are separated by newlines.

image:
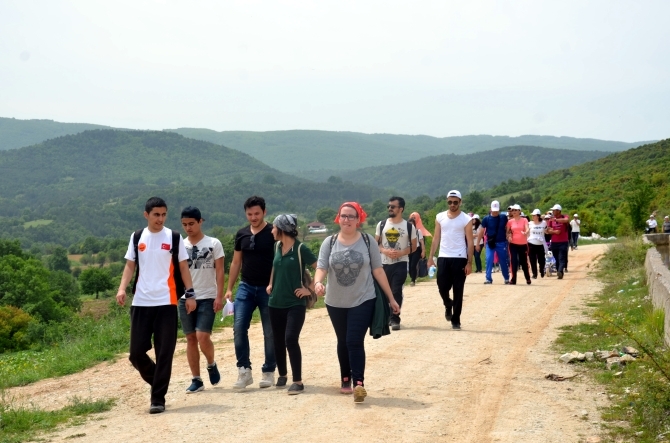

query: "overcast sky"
xmin=1 ymin=0 xmax=668 ymax=142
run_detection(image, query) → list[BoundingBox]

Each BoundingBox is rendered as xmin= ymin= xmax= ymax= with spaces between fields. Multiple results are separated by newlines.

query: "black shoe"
xmin=564 ymin=268 xmax=568 ymax=273
xmin=557 ymin=271 xmax=564 ymax=279
xmin=288 ymin=383 xmax=304 ymax=395
xmin=532 ymin=274 xmax=537 ymax=279
xmin=149 ymin=404 xmax=165 ymax=414
xmin=445 ymin=308 xmax=452 ymax=322
xmin=452 ymin=323 xmax=461 ymax=330
xmin=484 ymin=280 xmax=493 ymax=285
xmin=276 ymin=376 xmax=288 ymax=388
xmin=504 ymin=280 xmax=510 ymax=285
xmin=526 ymin=280 xmax=531 ymax=285
xmin=541 ymin=273 xmax=545 ymax=278
xmin=391 ymin=322 xmax=400 ymax=331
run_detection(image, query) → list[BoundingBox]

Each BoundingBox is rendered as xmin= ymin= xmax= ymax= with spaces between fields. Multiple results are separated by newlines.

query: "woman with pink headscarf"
xmin=408 ymin=212 xmax=431 ymax=286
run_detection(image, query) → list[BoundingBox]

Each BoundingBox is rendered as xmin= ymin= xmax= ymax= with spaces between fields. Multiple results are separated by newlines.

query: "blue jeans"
xmin=485 ymin=241 xmax=510 ymax=282
xmin=233 ymin=282 xmax=276 ymax=372
xmin=550 ymin=242 xmax=569 ymax=273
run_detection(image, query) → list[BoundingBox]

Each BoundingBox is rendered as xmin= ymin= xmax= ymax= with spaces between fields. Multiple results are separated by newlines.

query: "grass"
xmin=22 ymin=219 xmax=53 ymax=229
xmin=553 ymin=237 xmax=670 ymax=442
xmin=0 ymin=395 xmax=114 ymax=443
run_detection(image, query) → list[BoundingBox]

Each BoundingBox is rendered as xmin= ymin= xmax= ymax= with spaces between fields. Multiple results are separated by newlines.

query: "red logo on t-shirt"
xmin=161 ymin=243 xmax=170 ymax=250
xmin=138 ymin=243 xmax=147 ymax=252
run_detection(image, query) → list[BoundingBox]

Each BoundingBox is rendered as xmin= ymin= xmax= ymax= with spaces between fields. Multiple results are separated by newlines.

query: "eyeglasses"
xmin=339 ymin=214 xmax=358 ymax=221
xmin=249 ymin=234 xmax=255 ymax=250
xmin=387 ymin=205 xmax=399 ymax=209
xmin=447 ymin=200 xmax=460 ymax=206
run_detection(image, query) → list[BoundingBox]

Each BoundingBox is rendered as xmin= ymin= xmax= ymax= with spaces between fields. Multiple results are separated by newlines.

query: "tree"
xmin=626 ymin=173 xmax=654 ymax=232
xmin=96 ymin=252 xmax=107 ymax=267
xmin=316 ymin=207 xmax=337 ymax=224
xmin=47 ymin=246 xmax=71 ymax=273
xmin=79 ymin=267 xmax=114 ymax=299
xmin=327 ymin=176 xmax=343 ymax=184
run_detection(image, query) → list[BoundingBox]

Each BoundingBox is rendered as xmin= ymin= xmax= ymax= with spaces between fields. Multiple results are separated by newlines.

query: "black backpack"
xmin=132 ymin=229 xmax=185 ymax=297
xmin=377 ymin=219 xmax=414 ymax=254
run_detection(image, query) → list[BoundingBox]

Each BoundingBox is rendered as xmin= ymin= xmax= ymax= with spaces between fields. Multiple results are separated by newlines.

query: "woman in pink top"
xmin=506 ymin=204 xmax=531 ymax=285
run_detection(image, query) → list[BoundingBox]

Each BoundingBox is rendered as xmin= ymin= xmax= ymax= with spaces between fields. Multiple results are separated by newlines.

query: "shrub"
xmin=0 ymin=306 xmax=35 ymax=352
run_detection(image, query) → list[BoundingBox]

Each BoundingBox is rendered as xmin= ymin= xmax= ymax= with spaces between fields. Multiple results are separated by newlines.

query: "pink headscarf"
xmin=334 ymin=202 xmax=368 ymax=226
xmin=409 ymin=212 xmax=432 ymax=237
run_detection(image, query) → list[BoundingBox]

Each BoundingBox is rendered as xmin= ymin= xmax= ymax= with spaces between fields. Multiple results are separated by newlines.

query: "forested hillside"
xmin=169 ymin=128 xmax=649 ymax=172
xmin=324 ymin=146 xmax=610 ymax=197
xmin=0 ymin=117 xmax=111 ymax=151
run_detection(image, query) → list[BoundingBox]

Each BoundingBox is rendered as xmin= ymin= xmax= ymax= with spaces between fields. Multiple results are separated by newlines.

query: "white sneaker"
xmin=259 ymin=372 xmax=274 ymax=388
xmin=233 ymin=367 xmax=253 ymax=389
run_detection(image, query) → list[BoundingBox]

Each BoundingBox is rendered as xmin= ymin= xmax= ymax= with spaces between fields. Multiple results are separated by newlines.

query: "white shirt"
xmin=375 ymin=219 xmax=417 ymax=265
xmin=648 ymin=218 xmax=658 ymax=229
xmin=124 ymin=227 xmax=188 ymax=307
xmin=183 ymin=235 xmax=225 ymax=300
xmin=528 ymin=221 xmax=547 ymax=246
xmin=570 ymin=219 xmax=581 ymax=232
xmin=436 ymin=211 xmax=472 ymax=258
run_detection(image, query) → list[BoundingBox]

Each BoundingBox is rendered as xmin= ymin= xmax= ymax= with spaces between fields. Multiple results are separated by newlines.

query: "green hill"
xmin=322 ymin=145 xmax=610 ymax=197
xmin=168 ymin=128 xmax=650 ymax=172
xmin=0 ymin=117 xmax=111 ymax=151
xmin=0 ymin=130 xmax=387 ymax=247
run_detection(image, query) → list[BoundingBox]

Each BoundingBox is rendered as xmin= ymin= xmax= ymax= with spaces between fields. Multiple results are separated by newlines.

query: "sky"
xmin=1 ymin=0 xmax=668 ymax=142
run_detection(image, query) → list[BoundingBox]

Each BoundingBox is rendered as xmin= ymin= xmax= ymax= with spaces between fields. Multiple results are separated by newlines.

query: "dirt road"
xmin=10 ymin=244 xmax=610 ymax=443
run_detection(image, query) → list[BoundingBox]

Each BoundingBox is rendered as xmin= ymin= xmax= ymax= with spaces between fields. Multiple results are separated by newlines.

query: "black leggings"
xmin=528 ymin=243 xmax=546 ymax=277
xmin=269 ymin=305 xmax=306 ymax=382
xmin=509 ymin=243 xmax=531 ymax=284
xmin=326 ymin=298 xmax=375 ymax=386
xmin=436 ymin=257 xmax=468 ymax=326
xmin=408 ymin=246 xmax=422 ymax=282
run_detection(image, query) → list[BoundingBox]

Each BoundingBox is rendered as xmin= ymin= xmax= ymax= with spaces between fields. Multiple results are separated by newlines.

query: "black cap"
xmin=181 ymin=206 xmax=203 ymax=221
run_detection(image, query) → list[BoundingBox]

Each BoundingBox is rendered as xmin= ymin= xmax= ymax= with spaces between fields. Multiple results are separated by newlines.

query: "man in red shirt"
xmin=546 ymin=204 xmax=569 ymax=279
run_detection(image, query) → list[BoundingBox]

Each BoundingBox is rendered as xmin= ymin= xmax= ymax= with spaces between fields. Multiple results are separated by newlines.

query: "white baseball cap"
xmin=574 ymin=213 xmax=579 ymax=217
xmin=551 ymin=204 xmax=562 ymax=211
xmin=491 ymin=200 xmax=500 ymax=211
xmin=531 ymin=209 xmax=542 ymax=215
xmin=473 ymin=214 xmax=480 ymax=220
xmin=447 ymin=190 xmax=462 ymax=199
xmin=511 ymin=204 xmax=522 ymax=211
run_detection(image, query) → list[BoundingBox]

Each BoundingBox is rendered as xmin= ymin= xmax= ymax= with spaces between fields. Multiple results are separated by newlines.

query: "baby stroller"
xmin=545 ymin=251 xmax=557 ymax=277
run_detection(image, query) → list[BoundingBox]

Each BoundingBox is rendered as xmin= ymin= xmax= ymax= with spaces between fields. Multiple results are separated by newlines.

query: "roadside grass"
xmin=554 ymin=238 xmax=670 ymax=442
xmin=0 ymin=395 xmax=114 ymax=443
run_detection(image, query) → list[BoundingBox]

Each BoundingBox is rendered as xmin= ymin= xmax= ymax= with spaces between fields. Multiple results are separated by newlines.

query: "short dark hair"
xmin=145 ymin=196 xmax=167 ymax=213
xmin=389 ymin=196 xmax=405 ymax=209
xmin=244 ymin=195 xmax=266 ymax=211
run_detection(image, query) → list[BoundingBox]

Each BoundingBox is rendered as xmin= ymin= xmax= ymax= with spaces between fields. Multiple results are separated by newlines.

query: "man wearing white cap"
xmin=428 ymin=190 xmax=473 ymax=329
xmin=546 ymin=204 xmax=569 ymax=279
xmin=646 ymin=214 xmax=658 ymax=234
xmin=569 ymin=214 xmax=581 ymax=250
xmin=475 ymin=200 xmax=510 ymax=284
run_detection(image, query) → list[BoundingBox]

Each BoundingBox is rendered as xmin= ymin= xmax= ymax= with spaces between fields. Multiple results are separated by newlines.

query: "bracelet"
xmin=184 ymin=288 xmax=196 ymax=299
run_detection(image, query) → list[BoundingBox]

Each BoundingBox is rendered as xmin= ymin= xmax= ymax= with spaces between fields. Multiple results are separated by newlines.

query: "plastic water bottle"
xmin=428 ymin=266 xmax=436 ymax=278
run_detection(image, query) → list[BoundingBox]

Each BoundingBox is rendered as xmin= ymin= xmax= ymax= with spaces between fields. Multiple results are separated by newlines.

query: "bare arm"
xmin=116 ymin=259 xmax=136 ymax=306
xmin=213 ymin=256 xmax=225 ymax=312
xmin=225 ymin=250 xmax=243 ymax=300
xmin=179 ymin=260 xmax=196 ymax=314
xmin=314 ymin=267 xmax=327 ymax=296
xmin=464 ymin=220 xmax=474 ymax=276
xmin=428 ymin=220 xmax=441 ymax=268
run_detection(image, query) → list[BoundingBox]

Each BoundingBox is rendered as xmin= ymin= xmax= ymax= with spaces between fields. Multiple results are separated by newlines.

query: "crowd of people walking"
xmin=116 ymin=193 xmax=587 ymax=414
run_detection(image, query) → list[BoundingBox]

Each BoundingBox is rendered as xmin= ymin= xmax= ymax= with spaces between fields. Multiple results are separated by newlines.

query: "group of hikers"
xmin=116 ymin=193 xmax=578 ymax=414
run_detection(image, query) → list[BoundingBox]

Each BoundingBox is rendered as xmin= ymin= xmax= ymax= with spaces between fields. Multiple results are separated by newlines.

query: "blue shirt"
xmin=481 ymin=214 xmax=509 ymax=243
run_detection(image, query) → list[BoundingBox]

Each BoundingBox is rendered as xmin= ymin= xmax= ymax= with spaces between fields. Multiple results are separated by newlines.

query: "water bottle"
xmin=428 ymin=266 xmax=436 ymax=278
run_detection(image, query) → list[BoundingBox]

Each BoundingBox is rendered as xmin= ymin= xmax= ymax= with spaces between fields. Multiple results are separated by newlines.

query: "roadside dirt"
xmin=10 ymin=244 xmax=610 ymax=443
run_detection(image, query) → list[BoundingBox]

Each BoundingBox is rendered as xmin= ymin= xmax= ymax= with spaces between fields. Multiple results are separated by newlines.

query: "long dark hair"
xmin=473 ymin=218 xmax=481 ymax=229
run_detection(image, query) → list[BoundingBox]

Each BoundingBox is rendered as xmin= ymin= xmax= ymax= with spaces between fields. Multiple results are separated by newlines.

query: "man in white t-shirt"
xmin=116 ymin=197 xmax=195 ymax=414
xmin=428 ymin=190 xmax=473 ymax=330
xmin=375 ymin=196 xmax=417 ymax=330
xmin=570 ymin=214 xmax=581 ymax=250
xmin=179 ymin=207 xmax=225 ymax=394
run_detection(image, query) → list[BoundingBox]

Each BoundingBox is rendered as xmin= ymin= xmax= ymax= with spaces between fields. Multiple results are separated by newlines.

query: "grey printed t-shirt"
xmin=317 ymin=234 xmax=383 ymax=309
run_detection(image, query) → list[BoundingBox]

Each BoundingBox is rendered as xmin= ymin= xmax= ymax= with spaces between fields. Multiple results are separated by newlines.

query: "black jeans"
xmin=408 ymin=246 xmax=422 ymax=282
xmin=473 ymin=245 xmax=483 ymax=272
xmin=383 ymin=262 xmax=407 ymax=324
xmin=528 ymin=243 xmax=546 ymax=277
xmin=551 ymin=242 xmax=569 ymax=273
xmin=509 ymin=243 xmax=531 ymax=284
xmin=269 ymin=305 xmax=306 ymax=382
xmin=129 ymin=305 xmax=178 ymax=406
xmin=436 ymin=257 xmax=468 ymax=326
xmin=326 ymin=298 xmax=375 ymax=386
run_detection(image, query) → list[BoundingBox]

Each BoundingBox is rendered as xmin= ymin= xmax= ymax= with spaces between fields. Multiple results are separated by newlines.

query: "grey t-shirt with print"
xmin=317 ymin=234 xmax=383 ymax=309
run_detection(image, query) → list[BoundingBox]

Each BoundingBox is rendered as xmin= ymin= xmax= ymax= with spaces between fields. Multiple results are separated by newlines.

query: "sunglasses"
xmin=249 ymin=234 xmax=255 ymax=250
xmin=339 ymin=214 xmax=358 ymax=221
xmin=447 ymin=200 xmax=460 ymax=206
xmin=387 ymin=205 xmax=399 ymax=209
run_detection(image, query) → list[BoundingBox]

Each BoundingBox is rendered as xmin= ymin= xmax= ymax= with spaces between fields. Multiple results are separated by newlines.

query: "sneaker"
xmin=233 ymin=367 xmax=253 ymax=389
xmin=452 ymin=323 xmax=461 ymax=330
xmin=185 ymin=377 xmax=204 ymax=394
xmin=504 ymin=280 xmax=510 ymax=285
xmin=564 ymin=268 xmax=568 ymax=273
xmin=207 ymin=362 xmax=220 ymax=386
xmin=259 ymin=372 xmax=274 ymax=388
xmin=557 ymin=271 xmax=564 ymax=279
xmin=288 ymin=383 xmax=304 ymax=395
xmin=353 ymin=384 xmax=367 ymax=403
xmin=276 ymin=376 xmax=288 ymax=388
xmin=445 ymin=308 xmax=452 ymax=322
xmin=149 ymin=404 xmax=165 ymax=414
xmin=340 ymin=377 xmax=353 ymax=395
xmin=532 ymin=274 xmax=537 ymax=279
xmin=484 ymin=280 xmax=492 ymax=285
xmin=390 ymin=320 xmax=400 ymax=331
xmin=410 ymin=281 xmax=415 ymax=287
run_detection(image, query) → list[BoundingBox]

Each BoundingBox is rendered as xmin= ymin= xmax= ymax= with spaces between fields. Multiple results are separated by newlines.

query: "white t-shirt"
xmin=528 ymin=221 xmax=547 ymax=246
xmin=183 ymin=235 xmax=225 ymax=300
xmin=124 ymin=227 xmax=188 ymax=307
xmin=375 ymin=219 xmax=417 ymax=265
xmin=436 ymin=211 xmax=472 ymax=258
xmin=647 ymin=219 xmax=658 ymax=229
xmin=570 ymin=219 xmax=581 ymax=232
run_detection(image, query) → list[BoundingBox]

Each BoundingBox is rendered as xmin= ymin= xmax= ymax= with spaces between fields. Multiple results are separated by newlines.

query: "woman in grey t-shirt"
xmin=314 ymin=202 xmax=398 ymax=404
